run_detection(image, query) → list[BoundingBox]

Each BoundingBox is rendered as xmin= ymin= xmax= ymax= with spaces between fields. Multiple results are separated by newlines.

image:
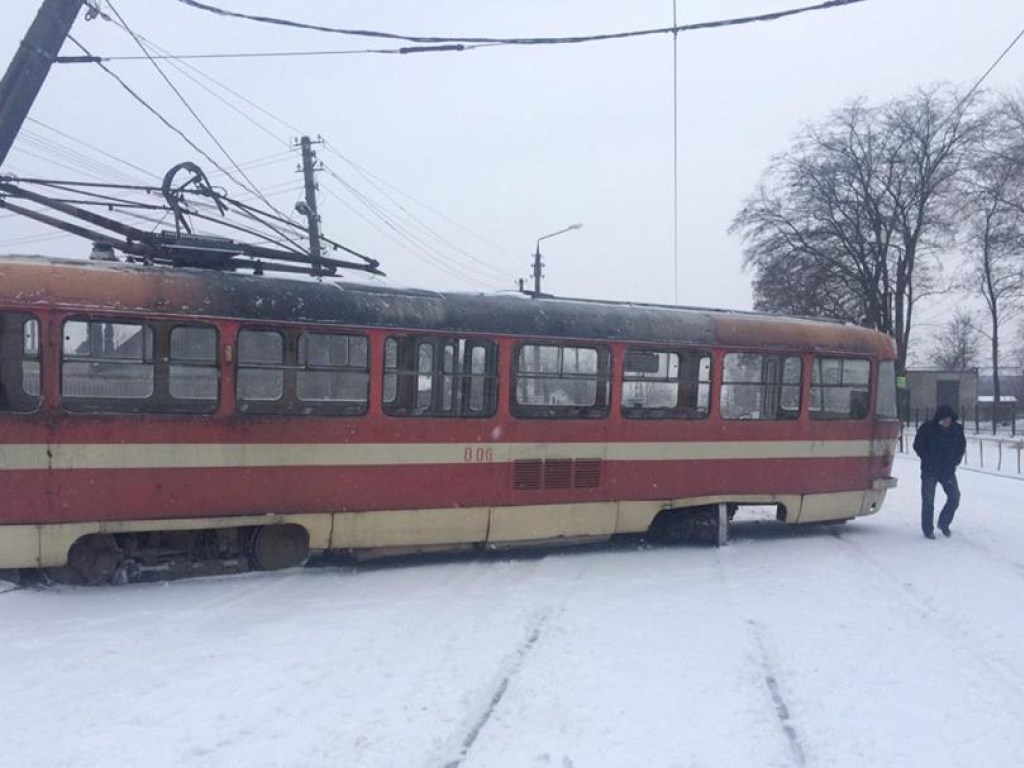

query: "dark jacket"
xmin=913 ymin=405 xmax=967 ymax=479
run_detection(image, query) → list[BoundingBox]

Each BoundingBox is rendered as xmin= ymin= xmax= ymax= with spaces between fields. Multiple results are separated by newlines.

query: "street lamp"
xmin=530 ymin=223 xmax=582 ymax=296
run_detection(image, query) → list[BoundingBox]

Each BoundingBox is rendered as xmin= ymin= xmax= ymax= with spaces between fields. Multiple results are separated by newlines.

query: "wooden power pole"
xmin=0 ymin=0 xmax=86 ymax=168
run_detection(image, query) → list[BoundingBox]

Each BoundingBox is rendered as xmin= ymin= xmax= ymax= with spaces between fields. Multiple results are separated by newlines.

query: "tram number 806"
xmin=463 ymin=447 xmax=494 ymax=463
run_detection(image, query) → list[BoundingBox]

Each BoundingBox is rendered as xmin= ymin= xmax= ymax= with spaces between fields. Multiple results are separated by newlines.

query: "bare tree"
xmin=732 ymin=86 xmax=982 ymax=375
xmin=960 ymin=96 xmax=1024 ymax=412
xmin=929 ymin=309 xmax=981 ymax=370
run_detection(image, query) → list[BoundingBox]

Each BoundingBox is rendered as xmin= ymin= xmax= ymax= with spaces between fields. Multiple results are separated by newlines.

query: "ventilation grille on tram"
xmin=512 ymin=458 xmax=602 ymax=490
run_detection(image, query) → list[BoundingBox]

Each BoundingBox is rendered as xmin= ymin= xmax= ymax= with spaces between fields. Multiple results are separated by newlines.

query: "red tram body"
xmin=0 ymin=255 xmax=900 ymax=582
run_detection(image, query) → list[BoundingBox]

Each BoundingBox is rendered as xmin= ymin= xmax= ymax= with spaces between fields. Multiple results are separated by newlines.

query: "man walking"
xmin=913 ymin=404 xmax=967 ymax=539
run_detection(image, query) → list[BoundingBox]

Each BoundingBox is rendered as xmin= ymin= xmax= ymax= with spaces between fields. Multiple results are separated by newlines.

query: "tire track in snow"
xmin=829 ymin=529 xmax=1024 ymax=697
xmin=746 ymin=619 xmax=807 ymax=767
xmin=443 ymin=554 xmax=593 ymax=768
xmin=443 ymin=609 xmax=553 ymax=768
xmin=714 ymin=551 xmax=810 ymax=767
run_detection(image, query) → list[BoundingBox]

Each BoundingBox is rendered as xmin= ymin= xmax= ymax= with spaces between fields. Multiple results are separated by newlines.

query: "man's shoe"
xmin=924 ymin=531 xmax=936 ymax=539
xmin=939 ymin=526 xmax=951 ymax=537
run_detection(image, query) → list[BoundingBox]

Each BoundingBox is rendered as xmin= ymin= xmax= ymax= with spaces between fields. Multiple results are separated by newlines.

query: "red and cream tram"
xmin=0 ymin=254 xmax=899 ymax=583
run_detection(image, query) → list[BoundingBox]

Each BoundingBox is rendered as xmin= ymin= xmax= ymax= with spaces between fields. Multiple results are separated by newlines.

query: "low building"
xmin=905 ymin=368 xmax=978 ymax=421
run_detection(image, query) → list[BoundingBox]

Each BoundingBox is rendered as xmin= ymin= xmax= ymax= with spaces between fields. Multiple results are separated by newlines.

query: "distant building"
xmin=905 ymin=368 xmax=978 ymax=419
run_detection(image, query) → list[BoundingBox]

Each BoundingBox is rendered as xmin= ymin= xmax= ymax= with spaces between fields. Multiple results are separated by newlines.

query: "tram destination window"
xmin=0 ymin=312 xmax=41 ymax=412
xmin=383 ymin=335 xmax=497 ymax=417
xmin=513 ymin=343 xmax=610 ymax=419
xmin=62 ymin=319 xmax=154 ymax=410
xmin=811 ymin=357 xmax=871 ymax=420
xmin=621 ymin=349 xmax=711 ymax=419
xmin=720 ymin=353 xmax=802 ymax=420
xmin=237 ymin=328 xmax=369 ymax=416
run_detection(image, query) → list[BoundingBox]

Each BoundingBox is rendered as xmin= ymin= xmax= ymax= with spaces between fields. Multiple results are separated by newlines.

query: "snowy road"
xmin=3 ymin=456 xmax=1024 ymax=768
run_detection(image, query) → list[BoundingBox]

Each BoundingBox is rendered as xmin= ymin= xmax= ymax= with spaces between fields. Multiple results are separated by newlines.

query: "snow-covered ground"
xmin=3 ymin=455 xmax=1024 ymax=768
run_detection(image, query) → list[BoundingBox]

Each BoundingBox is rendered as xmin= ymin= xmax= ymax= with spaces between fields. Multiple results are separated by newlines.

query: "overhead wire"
xmin=25 ymin=117 xmax=159 ymax=181
xmin=319 ymin=172 xmax=505 ymax=289
xmin=7 ymin=144 xmax=118 ymax=184
xmin=963 ymin=22 xmax=1024 ymax=103
xmin=97 ymin=27 xmax=295 ymax=148
xmin=323 ymin=143 xmax=516 ymax=262
xmin=102 ymin=1 xmax=306 ymax=252
xmin=57 ymin=30 xmax=308 ymax=254
xmin=173 ymin=0 xmax=870 ymax=48
xmin=15 ymin=130 xmax=145 ymax=186
xmin=99 ymin=44 xmax=496 ymax=61
xmin=58 ymin=10 xmax=522 ymax=282
xmin=89 ymin=5 xmax=380 ymax=265
xmin=322 ymin=163 xmax=510 ymax=283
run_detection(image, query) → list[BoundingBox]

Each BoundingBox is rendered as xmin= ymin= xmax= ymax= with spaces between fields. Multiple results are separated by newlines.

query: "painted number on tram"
xmin=463 ymin=446 xmax=494 ymax=463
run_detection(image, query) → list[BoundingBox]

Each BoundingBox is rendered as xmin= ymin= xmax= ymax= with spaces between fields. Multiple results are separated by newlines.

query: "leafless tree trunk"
xmin=960 ymin=95 xmax=1024 ymax=430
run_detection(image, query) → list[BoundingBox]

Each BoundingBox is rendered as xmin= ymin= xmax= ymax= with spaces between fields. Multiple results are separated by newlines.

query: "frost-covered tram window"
xmin=237 ymin=329 xmax=284 ymax=405
xmin=810 ymin=357 xmax=870 ymax=420
xmin=170 ymin=325 xmax=219 ymax=407
xmin=297 ymin=332 xmax=368 ymax=415
xmin=512 ymin=343 xmax=610 ymax=419
xmin=721 ymin=353 xmax=802 ymax=420
xmin=62 ymin=319 xmax=154 ymax=408
xmin=621 ymin=348 xmax=711 ymax=419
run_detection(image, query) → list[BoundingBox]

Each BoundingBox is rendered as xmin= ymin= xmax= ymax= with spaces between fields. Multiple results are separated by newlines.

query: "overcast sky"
xmin=1 ymin=0 xmax=1023 ymax=313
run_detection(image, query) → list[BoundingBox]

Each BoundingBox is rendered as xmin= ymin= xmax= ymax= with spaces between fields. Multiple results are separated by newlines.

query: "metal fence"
xmin=904 ymin=406 xmax=1018 ymax=436
xmin=899 ymin=423 xmax=1024 ymax=475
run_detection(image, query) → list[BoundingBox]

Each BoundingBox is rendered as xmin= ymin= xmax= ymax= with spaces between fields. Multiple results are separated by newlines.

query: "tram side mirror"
xmin=625 ymin=351 xmax=660 ymax=374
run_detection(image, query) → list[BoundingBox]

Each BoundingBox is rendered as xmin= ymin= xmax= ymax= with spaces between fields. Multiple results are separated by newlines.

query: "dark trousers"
xmin=921 ymin=474 xmax=960 ymax=534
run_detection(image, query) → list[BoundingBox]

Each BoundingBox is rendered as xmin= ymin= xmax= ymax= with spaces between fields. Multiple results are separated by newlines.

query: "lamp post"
xmin=529 ymin=223 xmax=582 ymax=297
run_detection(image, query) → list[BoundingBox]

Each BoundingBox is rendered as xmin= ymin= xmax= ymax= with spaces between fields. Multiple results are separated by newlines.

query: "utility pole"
xmin=0 ymin=0 xmax=86 ymax=168
xmin=531 ymin=245 xmax=543 ymax=296
xmin=294 ymin=135 xmax=324 ymax=276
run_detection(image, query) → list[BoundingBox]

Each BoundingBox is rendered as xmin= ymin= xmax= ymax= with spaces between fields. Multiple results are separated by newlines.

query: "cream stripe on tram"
xmin=0 ymin=439 xmax=891 ymax=472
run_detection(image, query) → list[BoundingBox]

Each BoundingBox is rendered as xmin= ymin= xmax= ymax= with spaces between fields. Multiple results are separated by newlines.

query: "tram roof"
xmin=0 ymin=254 xmax=895 ymax=357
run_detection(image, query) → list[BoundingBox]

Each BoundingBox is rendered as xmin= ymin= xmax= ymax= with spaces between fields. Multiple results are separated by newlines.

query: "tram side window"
xmin=621 ymin=349 xmax=711 ymax=420
xmin=170 ymin=326 xmax=219 ymax=405
xmin=720 ymin=353 xmax=802 ymax=420
xmin=811 ymin=357 xmax=871 ymax=420
xmin=237 ymin=330 xmax=284 ymax=403
xmin=0 ymin=313 xmax=41 ymax=412
xmin=383 ymin=335 xmax=497 ymax=417
xmin=237 ymin=328 xmax=369 ymax=416
xmin=62 ymin=320 xmax=154 ymax=409
xmin=297 ymin=332 xmax=369 ymax=414
xmin=513 ymin=344 xmax=610 ymax=419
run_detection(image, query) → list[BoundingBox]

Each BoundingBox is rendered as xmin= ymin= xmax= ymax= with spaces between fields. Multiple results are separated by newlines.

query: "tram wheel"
xmin=251 ymin=524 xmax=310 ymax=571
xmin=48 ymin=534 xmax=122 ymax=586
